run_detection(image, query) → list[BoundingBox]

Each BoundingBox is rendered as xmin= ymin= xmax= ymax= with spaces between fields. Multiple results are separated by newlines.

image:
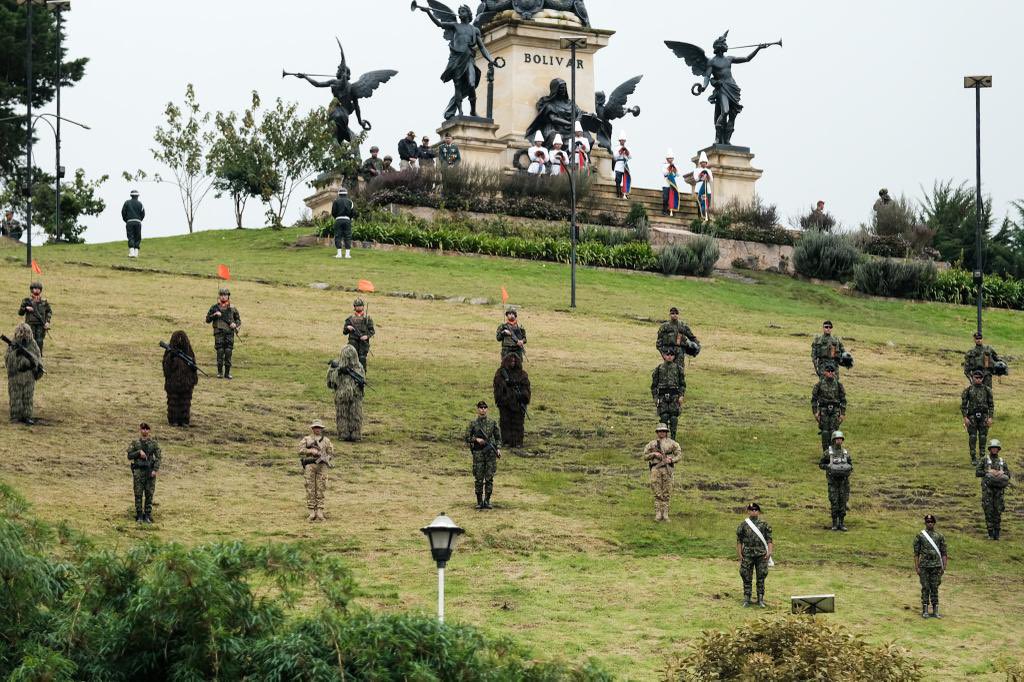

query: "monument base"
xmin=438 ymin=116 xmax=509 ymax=170
xmin=685 ymin=144 xmax=763 ymax=208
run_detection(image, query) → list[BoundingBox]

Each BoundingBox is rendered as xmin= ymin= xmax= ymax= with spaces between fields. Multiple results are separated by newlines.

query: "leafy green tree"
xmin=989 ymin=200 xmax=1024 ymax=278
xmin=0 ymin=1 xmax=88 ymax=179
xmin=208 ymin=91 xmax=278 ymax=228
xmin=920 ymin=180 xmax=992 ymax=269
xmin=0 ymin=168 xmax=106 ymax=243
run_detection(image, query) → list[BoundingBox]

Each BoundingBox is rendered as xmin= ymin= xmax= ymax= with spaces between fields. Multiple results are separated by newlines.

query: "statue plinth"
xmin=685 ymin=144 xmax=763 ymax=208
xmin=437 ymin=116 xmax=508 ymax=169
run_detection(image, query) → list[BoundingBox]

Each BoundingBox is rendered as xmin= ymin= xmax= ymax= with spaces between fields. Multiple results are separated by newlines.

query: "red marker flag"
xmin=217 ymin=264 xmax=231 ymax=280
xmin=501 ymin=286 xmax=509 ymax=304
xmin=30 ymin=260 xmax=42 ymax=275
xmin=357 ymin=279 xmax=375 ymax=293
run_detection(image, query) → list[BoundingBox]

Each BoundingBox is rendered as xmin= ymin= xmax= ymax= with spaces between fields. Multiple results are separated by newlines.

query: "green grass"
xmin=1 ymin=227 xmax=1022 ymax=680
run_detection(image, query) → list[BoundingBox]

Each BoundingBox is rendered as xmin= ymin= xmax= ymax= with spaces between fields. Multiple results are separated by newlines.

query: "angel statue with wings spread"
xmin=412 ymin=1 xmax=502 ymax=120
xmin=580 ymin=75 xmax=642 ymax=154
xmin=286 ymin=39 xmax=398 ymax=147
xmin=665 ymin=31 xmax=779 ymax=146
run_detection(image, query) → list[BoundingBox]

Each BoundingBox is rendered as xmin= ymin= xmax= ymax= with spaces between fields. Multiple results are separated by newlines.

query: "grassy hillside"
xmin=1 ymin=228 xmax=1022 ymax=680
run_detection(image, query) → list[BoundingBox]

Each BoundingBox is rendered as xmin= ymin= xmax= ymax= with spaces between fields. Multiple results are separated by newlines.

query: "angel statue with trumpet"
xmin=580 ymin=75 xmax=642 ymax=154
xmin=283 ymin=39 xmax=398 ymax=147
xmin=665 ymin=31 xmax=781 ymax=146
xmin=412 ymin=1 xmax=504 ymax=120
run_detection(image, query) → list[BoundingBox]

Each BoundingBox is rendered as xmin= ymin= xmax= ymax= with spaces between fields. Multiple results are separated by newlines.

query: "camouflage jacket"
xmin=206 ymin=303 xmax=241 ymax=334
xmin=656 ymin=320 xmax=697 ymax=355
xmin=811 ymin=334 xmax=845 ymax=369
xmin=496 ymin=323 xmax=526 ymax=352
xmin=643 ymin=437 xmax=681 ymax=469
xmin=344 ymin=314 xmax=375 ymax=346
xmin=127 ymin=438 xmax=162 ymax=471
xmin=298 ymin=435 xmax=335 ymax=466
xmin=913 ymin=529 xmax=946 ymax=568
xmin=736 ymin=518 xmax=773 ymax=558
xmin=18 ymin=297 xmax=52 ymax=327
xmin=811 ymin=378 xmax=846 ymax=415
xmin=961 ymin=384 xmax=994 ymax=417
xmin=975 ymin=454 xmax=1010 ymax=482
xmin=650 ymin=361 xmax=684 ymax=400
xmin=963 ymin=345 xmax=1001 ymax=378
xmin=464 ymin=416 xmax=500 ymax=452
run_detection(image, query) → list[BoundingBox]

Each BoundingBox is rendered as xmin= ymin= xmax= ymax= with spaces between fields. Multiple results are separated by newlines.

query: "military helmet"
xmin=353 ymin=298 xmax=364 ymax=307
xmin=972 ymin=369 xmax=984 ymax=377
xmin=832 ymin=430 xmax=845 ymax=441
xmin=655 ymin=423 xmax=669 ymax=433
xmin=988 ymin=439 xmax=1002 ymax=450
xmin=838 ymin=351 xmax=854 ymax=369
xmin=823 ymin=361 xmax=837 ymax=372
xmin=993 ymin=360 xmax=1009 ymax=377
xmin=29 ymin=281 xmax=42 ymax=291
xmin=476 ymin=400 xmax=488 ymax=408
xmin=218 ymin=287 xmax=230 ymax=296
xmin=370 ymin=145 xmax=380 ymax=153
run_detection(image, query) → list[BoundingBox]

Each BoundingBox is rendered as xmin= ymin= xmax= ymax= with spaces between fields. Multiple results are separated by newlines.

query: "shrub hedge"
xmin=853 ymin=258 xmax=937 ymax=298
xmin=792 ymin=231 xmax=862 ymax=280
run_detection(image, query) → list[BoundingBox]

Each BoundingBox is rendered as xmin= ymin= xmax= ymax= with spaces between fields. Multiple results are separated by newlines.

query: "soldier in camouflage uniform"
xmin=651 ymin=349 xmax=685 ymax=440
xmin=343 ymin=298 xmax=375 ymax=373
xmin=18 ymin=282 xmax=52 ymax=355
xmin=736 ymin=502 xmax=773 ymax=608
xmin=963 ymin=331 xmax=1002 ymax=390
xmin=914 ymin=514 xmax=948 ymax=618
xmin=818 ymin=430 xmax=853 ymax=531
xmin=961 ymin=369 xmax=994 ymax=464
xmin=656 ymin=306 xmax=699 ymax=369
xmin=975 ymin=439 xmax=1011 ymax=540
xmin=126 ymin=422 xmax=161 ymax=523
xmin=298 ymin=420 xmax=335 ymax=522
xmin=811 ymin=320 xmax=846 ymax=378
xmin=643 ymin=423 xmax=681 ymax=522
xmin=205 ymin=287 xmax=241 ymax=379
xmin=496 ymin=308 xmax=526 ymax=361
xmin=811 ymin=363 xmax=846 ymax=452
xmin=464 ymin=400 xmax=501 ymax=510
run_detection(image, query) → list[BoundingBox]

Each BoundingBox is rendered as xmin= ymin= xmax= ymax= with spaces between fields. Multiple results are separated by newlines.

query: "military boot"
xmin=931 ymin=605 xmax=942 ymax=619
xmin=483 ymin=481 xmax=494 ymax=509
xmin=742 ymin=593 xmax=752 ymax=608
xmin=314 ymin=508 xmax=326 ymax=522
xmin=837 ymin=515 xmax=848 ymax=532
xmin=474 ymin=483 xmax=484 ymax=510
xmin=307 ymin=508 xmax=317 ymax=522
xmin=921 ymin=605 xmax=929 ymax=619
xmin=830 ymin=515 xmax=838 ymax=531
xmin=757 ymin=593 xmax=766 ymax=608
xmin=224 ymin=362 xmax=232 ymax=380
xmin=217 ymin=359 xmax=224 ymax=378
xmin=143 ymin=513 xmax=153 ymax=524
xmin=135 ymin=510 xmax=143 ymax=523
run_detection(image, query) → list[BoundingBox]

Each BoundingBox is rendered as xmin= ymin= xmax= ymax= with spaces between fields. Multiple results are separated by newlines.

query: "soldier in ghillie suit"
xmin=914 ymin=514 xmax=948 ymax=619
xmin=162 ymin=330 xmax=198 ymax=427
xmin=496 ymin=308 xmax=526 ymax=361
xmin=961 ymin=370 xmax=994 ymax=464
xmin=298 ymin=420 xmax=335 ymax=522
xmin=736 ymin=502 xmax=773 ymax=608
xmin=656 ymin=306 xmax=699 ymax=369
xmin=811 ymin=320 xmax=846 ymax=378
xmin=5 ymin=323 xmax=44 ymax=425
xmin=975 ymin=439 xmax=1011 ymax=540
xmin=643 ymin=423 xmax=681 ymax=522
xmin=205 ymin=288 xmax=241 ymax=379
xmin=343 ymin=298 xmax=375 ymax=373
xmin=818 ymin=430 xmax=853 ymax=531
xmin=963 ymin=331 xmax=1003 ymax=390
xmin=18 ymin=281 xmax=52 ymax=355
xmin=465 ymin=400 xmax=501 ymax=510
xmin=493 ymin=352 xmax=531 ymax=448
xmin=811 ymin=363 xmax=846 ymax=452
xmin=328 ymin=345 xmax=365 ymax=442
xmin=126 ymin=422 xmax=161 ymax=523
xmin=651 ymin=349 xmax=685 ymax=440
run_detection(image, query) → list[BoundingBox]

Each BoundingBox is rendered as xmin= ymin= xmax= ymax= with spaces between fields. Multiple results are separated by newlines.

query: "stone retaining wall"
xmin=651 ymin=226 xmax=794 ymax=273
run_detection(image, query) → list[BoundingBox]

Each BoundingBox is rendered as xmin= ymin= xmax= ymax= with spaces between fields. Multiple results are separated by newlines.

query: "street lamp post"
xmin=964 ymin=75 xmax=992 ymax=335
xmin=22 ymin=0 xmax=38 ymax=267
xmin=48 ymin=0 xmax=70 ymax=242
xmin=420 ymin=513 xmax=464 ymax=623
xmin=559 ymin=36 xmax=587 ymax=309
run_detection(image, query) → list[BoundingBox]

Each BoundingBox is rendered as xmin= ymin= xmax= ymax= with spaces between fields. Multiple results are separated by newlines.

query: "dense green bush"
xmin=853 ymin=258 xmax=937 ymax=298
xmin=656 ymin=236 xmax=719 ymax=277
xmin=799 ymin=206 xmax=837 ymax=232
xmin=692 ymin=203 xmax=796 ymax=246
xmin=664 ymin=616 xmax=922 ymax=682
xmin=792 ymin=230 xmax=862 ymax=280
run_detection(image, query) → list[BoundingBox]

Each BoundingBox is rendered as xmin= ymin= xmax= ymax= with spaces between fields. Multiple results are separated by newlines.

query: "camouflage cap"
xmin=655 ymin=423 xmax=669 ymax=432
xmin=988 ymin=439 xmax=1002 ymax=450
xmin=29 ymin=281 xmax=42 ymax=291
xmin=353 ymin=298 xmax=365 ymax=307
xmin=218 ymin=287 xmax=230 ymax=296
xmin=669 ymin=306 xmax=679 ymax=314
xmin=310 ymin=419 xmax=325 ymax=429
xmin=924 ymin=514 xmax=936 ymax=523
xmin=831 ymin=430 xmax=845 ymax=441
xmin=476 ymin=400 xmax=488 ymax=408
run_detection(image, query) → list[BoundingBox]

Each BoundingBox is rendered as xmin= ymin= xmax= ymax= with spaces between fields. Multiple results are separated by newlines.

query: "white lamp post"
xmin=420 ymin=512 xmax=464 ymax=623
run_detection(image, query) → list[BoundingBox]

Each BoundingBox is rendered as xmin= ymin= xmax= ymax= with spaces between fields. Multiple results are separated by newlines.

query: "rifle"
xmin=470 ymin=424 xmax=500 ymax=459
xmin=328 ymin=360 xmax=372 ymax=392
xmin=1 ymin=334 xmax=44 ymax=376
xmin=302 ymin=438 xmax=333 ymax=468
xmin=22 ymin=300 xmax=52 ymax=335
xmin=210 ymin=305 xmax=242 ymax=341
xmin=502 ymin=323 xmax=527 ymax=356
xmin=159 ymin=341 xmax=211 ymax=378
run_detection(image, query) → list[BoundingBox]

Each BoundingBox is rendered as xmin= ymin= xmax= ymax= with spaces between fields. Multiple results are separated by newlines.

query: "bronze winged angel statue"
xmin=285 ymin=39 xmax=398 ymax=146
xmin=581 ymin=75 xmax=642 ymax=153
xmin=665 ymin=31 xmax=780 ymax=146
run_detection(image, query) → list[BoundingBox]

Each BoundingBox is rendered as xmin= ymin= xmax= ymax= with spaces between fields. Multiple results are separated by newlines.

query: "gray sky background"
xmin=32 ymin=0 xmax=1024 ymax=243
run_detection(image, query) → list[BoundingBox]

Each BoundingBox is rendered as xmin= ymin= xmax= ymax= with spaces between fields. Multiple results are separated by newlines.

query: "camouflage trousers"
xmin=919 ymin=566 xmax=942 ymax=607
xmin=472 ymin=450 xmax=497 ymax=499
xmin=966 ymin=417 xmax=990 ymax=463
xmin=214 ymin=332 xmax=235 ymax=372
xmin=817 ymin=410 xmax=842 ymax=452
xmin=740 ymin=554 xmax=769 ymax=598
xmin=981 ymin=485 xmax=1005 ymax=537
xmin=826 ymin=476 xmax=850 ymax=518
xmin=649 ymin=465 xmax=674 ymax=519
xmin=303 ymin=462 xmax=328 ymax=510
xmin=28 ymin=324 xmax=45 ymax=356
xmin=132 ymin=468 xmax=156 ymax=515
xmin=349 ymin=340 xmax=369 ymax=374
xmin=7 ymin=370 xmax=35 ymax=421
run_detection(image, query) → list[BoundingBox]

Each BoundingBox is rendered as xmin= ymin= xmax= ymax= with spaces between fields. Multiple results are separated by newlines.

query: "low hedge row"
xmin=853 ymin=260 xmax=1024 ymax=310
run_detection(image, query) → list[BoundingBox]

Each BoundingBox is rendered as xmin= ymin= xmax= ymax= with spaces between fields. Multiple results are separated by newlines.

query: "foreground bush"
xmin=0 ymin=483 xmax=611 ymax=681
xmin=664 ymin=616 xmax=921 ymax=682
xmin=853 ymin=258 xmax=937 ymax=298
xmin=792 ymin=230 xmax=861 ymax=280
xmin=691 ymin=197 xmax=795 ymax=247
xmin=657 ymin=236 xmax=719 ymax=277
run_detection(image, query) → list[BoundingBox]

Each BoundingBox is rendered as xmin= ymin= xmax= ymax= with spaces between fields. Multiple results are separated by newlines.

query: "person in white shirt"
xmin=527 ymin=130 xmax=549 ymax=175
xmin=612 ymin=131 xmax=632 ymax=199
xmin=572 ymin=121 xmax=590 ymax=170
xmin=549 ymin=134 xmax=570 ymax=176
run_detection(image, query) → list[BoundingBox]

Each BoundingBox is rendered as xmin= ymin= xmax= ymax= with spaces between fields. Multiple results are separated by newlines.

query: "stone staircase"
xmin=584 ymin=183 xmax=700 ymax=229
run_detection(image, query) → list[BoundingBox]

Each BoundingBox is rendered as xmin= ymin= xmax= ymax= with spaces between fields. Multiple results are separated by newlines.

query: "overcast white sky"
xmin=29 ymin=0 xmax=1024 ymax=242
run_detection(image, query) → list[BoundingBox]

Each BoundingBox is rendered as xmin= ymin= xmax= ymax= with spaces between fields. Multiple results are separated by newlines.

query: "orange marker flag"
xmin=501 ymin=286 xmax=509 ymax=304
xmin=31 ymin=260 xmax=42 ymax=275
xmin=217 ymin=264 xmax=231 ymax=280
xmin=357 ymin=279 xmax=375 ymax=293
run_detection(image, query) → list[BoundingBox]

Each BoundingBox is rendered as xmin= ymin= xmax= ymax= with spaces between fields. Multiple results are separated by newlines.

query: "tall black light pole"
xmin=964 ymin=75 xmax=992 ymax=335
xmin=559 ymin=36 xmax=586 ymax=309
xmin=49 ymin=0 xmax=70 ymax=242
xmin=22 ymin=0 xmax=37 ymax=267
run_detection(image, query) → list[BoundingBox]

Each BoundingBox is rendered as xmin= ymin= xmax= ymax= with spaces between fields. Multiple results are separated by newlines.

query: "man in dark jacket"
xmin=121 ymin=190 xmax=145 ymax=258
xmin=331 ymin=188 xmax=357 ymax=259
xmin=398 ymin=131 xmax=419 ymax=170
xmin=418 ymin=136 xmax=437 ymax=168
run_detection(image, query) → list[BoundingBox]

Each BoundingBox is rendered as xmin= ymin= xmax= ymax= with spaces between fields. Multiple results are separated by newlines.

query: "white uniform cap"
xmin=574 ymin=120 xmax=583 ymax=133
xmin=666 ymin=148 xmax=674 ymax=158
xmin=617 ymin=130 xmax=627 ymax=141
xmin=534 ymin=130 xmax=545 ymax=143
xmin=552 ymin=133 xmax=563 ymax=146
xmin=698 ymin=151 xmax=709 ymax=164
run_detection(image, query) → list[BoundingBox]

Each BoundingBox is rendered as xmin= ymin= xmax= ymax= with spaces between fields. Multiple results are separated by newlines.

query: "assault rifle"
xmin=301 ymin=439 xmax=333 ymax=468
xmin=21 ymin=301 xmax=52 ymax=336
xmin=470 ymin=424 xmax=501 ymax=459
xmin=327 ymin=360 xmax=371 ymax=391
xmin=159 ymin=341 xmax=211 ymax=377
xmin=1 ymin=334 xmax=44 ymax=377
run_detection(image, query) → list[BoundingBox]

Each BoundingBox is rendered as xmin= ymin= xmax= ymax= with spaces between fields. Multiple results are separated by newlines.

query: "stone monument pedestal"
xmin=437 ymin=116 xmax=508 ymax=169
xmin=684 ymin=144 xmax=763 ymax=208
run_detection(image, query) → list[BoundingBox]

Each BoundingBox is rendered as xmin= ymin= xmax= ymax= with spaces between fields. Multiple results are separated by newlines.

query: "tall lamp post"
xmin=48 ymin=0 xmax=70 ymax=242
xmin=964 ymin=75 xmax=992 ymax=335
xmin=420 ymin=513 xmax=464 ymax=623
xmin=559 ymin=36 xmax=586 ymax=309
xmin=17 ymin=0 xmax=49 ymax=267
